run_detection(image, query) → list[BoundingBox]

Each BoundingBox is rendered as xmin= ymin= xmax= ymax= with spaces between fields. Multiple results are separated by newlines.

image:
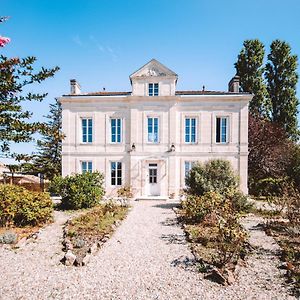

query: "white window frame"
xmin=81 ymin=161 xmax=93 ymax=173
xmin=110 ymin=118 xmax=122 ymax=143
xmin=184 ymin=117 xmax=197 ymax=144
xmin=147 ymin=116 xmax=159 ymax=143
xmin=111 ymin=161 xmax=122 ymax=186
xmin=216 ymin=116 xmax=229 ymax=144
xmin=148 ymin=83 xmax=159 ymax=96
xmin=81 ymin=118 xmax=93 ymax=143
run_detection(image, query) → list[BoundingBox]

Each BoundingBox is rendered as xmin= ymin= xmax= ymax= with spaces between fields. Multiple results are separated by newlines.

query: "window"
xmin=184 ymin=161 xmax=195 ymax=178
xmin=147 ymin=117 xmax=159 ymax=143
xmin=82 ymin=118 xmax=93 ymax=143
xmin=111 ymin=162 xmax=122 ymax=186
xmin=216 ymin=117 xmax=228 ymax=143
xmin=185 ymin=118 xmax=196 ymax=143
xmin=149 ymin=83 xmax=159 ymax=96
xmin=111 ymin=118 xmax=122 ymax=143
xmin=149 ymin=163 xmax=158 ymax=184
xmin=82 ymin=161 xmax=92 ymax=173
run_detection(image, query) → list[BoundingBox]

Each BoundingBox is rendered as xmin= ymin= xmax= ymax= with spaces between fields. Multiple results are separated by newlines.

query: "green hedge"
xmin=0 ymin=184 xmax=53 ymax=227
xmin=50 ymin=171 xmax=105 ymax=210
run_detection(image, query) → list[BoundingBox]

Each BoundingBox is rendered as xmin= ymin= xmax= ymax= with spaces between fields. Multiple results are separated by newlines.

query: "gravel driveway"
xmin=0 ymin=200 xmax=295 ymax=300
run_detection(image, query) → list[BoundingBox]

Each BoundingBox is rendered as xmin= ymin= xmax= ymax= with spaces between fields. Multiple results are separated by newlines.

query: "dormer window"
xmin=149 ymin=83 xmax=159 ymax=96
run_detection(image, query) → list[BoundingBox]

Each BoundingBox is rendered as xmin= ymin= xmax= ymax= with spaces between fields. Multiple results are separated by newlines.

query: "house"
xmin=59 ymin=59 xmax=252 ymax=198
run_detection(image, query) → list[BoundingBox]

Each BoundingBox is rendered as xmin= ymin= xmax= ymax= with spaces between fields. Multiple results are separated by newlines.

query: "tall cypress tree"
xmin=265 ymin=40 xmax=299 ymax=140
xmin=31 ymin=99 xmax=64 ymax=180
xmin=235 ymin=39 xmax=269 ymax=117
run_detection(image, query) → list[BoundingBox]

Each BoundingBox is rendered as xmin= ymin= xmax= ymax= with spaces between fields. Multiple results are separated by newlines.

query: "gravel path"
xmin=0 ymin=201 xmax=295 ymax=299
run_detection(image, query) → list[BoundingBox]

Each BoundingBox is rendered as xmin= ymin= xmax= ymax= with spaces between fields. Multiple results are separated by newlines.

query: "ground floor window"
xmin=111 ymin=161 xmax=122 ymax=186
xmin=81 ymin=161 xmax=92 ymax=173
xmin=184 ymin=161 xmax=195 ymax=178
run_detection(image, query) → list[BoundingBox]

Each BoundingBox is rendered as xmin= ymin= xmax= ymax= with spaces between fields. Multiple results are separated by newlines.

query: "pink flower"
xmin=0 ymin=36 xmax=10 ymax=47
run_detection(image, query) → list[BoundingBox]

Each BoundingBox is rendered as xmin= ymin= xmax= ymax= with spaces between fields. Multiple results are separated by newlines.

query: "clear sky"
xmin=1 ymin=0 xmax=300 ymax=163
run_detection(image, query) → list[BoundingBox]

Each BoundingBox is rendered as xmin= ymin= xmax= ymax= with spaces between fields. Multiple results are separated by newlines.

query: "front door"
xmin=148 ymin=163 xmax=160 ymax=196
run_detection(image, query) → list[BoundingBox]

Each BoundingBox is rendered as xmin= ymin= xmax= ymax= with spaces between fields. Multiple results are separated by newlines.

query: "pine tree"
xmin=31 ymin=99 xmax=64 ymax=180
xmin=0 ymin=17 xmax=59 ymax=158
xmin=265 ymin=40 xmax=299 ymax=140
xmin=235 ymin=39 xmax=269 ymax=117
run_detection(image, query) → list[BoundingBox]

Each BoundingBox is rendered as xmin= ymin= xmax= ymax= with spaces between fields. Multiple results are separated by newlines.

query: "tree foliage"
xmin=248 ymin=114 xmax=292 ymax=195
xmin=0 ymin=17 xmax=59 ymax=158
xmin=265 ymin=40 xmax=299 ymax=140
xmin=30 ymin=99 xmax=64 ymax=180
xmin=235 ymin=39 xmax=269 ymax=117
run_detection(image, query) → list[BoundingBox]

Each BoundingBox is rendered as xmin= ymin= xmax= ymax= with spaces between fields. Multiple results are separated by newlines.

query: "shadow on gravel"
xmin=161 ymin=233 xmax=186 ymax=245
xmin=161 ymin=217 xmax=178 ymax=227
xmin=171 ymin=256 xmax=197 ymax=271
xmin=152 ymin=202 xmax=179 ymax=210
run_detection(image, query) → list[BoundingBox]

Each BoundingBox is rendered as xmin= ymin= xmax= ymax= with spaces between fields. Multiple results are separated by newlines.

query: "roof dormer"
xmin=129 ymin=59 xmax=178 ymax=97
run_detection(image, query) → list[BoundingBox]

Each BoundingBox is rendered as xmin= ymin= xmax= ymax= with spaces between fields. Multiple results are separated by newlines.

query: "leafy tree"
xmin=0 ymin=16 xmax=59 ymax=158
xmin=235 ymin=39 xmax=269 ymax=116
xmin=31 ymin=99 xmax=64 ymax=180
xmin=265 ymin=40 xmax=299 ymax=140
xmin=248 ymin=114 xmax=292 ymax=195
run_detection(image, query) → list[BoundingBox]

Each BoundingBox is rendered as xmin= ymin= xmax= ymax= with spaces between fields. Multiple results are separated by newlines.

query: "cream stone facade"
xmin=59 ymin=59 xmax=252 ymax=198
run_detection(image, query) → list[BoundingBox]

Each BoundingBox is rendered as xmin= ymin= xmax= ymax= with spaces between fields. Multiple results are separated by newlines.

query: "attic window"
xmin=149 ymin=83 xmax=159 ymax=96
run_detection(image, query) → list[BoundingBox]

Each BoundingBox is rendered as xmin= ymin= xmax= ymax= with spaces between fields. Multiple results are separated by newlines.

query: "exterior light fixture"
xmin=131 ymin=143 xmax=136 ymax=151
xmin=170 ymin=143 xmax=175 ymax=152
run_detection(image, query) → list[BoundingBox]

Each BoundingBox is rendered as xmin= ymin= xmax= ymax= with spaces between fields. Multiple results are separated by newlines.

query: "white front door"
xmin=148 ymin=163 xmax=160 ymax=196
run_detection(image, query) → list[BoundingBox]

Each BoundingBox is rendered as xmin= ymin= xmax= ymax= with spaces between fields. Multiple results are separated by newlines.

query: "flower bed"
xmin=62 ymin=201 xmax=128 ymax=266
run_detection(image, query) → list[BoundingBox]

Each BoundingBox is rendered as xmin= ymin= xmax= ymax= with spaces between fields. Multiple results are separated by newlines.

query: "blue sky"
xmin=1 ymin=0 xmax=300 ymax=163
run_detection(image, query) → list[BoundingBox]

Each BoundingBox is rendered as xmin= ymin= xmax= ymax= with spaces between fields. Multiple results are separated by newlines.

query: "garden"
xmin=0 ymin=171 xmax=129 ymax=267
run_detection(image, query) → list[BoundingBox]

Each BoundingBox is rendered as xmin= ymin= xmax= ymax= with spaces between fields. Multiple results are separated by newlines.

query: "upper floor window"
xmin=82 ymin=161 xmax=92 ymax=173
xmin=111 ymin=118 xmax=122 ymax=143
xmin=82 ymin=118 xmax=93 ymax=143
xmin=111 ymin=161 xmax=122 ymax=186
xmin=149 ymin=83 xmax=159 ymax=96
xmin=147 ymin=117 xmax=159 ymax=143
xmin=216 ymin=117 xmax=228 ymax=143
xmin=185 ymin=118 xmax=196 ymax=143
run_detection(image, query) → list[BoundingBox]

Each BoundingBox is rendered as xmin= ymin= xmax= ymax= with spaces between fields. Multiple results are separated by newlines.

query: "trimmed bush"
xmin=0 ymin=184 xmax=53 ymax=227
xmin=50 ymin=171 xmax=105 ymax=210
xmin=186 ymin=159 xmax=239 ymax=196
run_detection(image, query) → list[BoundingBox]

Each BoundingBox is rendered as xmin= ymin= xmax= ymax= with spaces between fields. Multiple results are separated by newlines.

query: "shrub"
xmin=225 ymin=188 xmax=252 ymax=213
xmin=117 ymin=186 xmax=133 ymax=199
xmin=0 ymin=184 xmax=53 ymax=227
xmin=181 ymin=192 xmax=223 ymax=223
xmin=181 ymin=191 xmax=248 ymax=268
xmin=186 ymin=159 xmax=239 ymax=196
xmin=50 ymin=171 xmax=105 ymax=210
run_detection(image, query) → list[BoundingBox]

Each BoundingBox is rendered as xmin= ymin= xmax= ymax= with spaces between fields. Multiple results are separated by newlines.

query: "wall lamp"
xmin=170 ymin=143 xmax=175 ymax=152
xmin=128 ymin=143 xmax=136 ymax=152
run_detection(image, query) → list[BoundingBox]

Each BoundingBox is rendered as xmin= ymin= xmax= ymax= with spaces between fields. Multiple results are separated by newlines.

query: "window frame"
xmin=148 ymin=83 xmax=159 ymax=96
xmin=147 ymin=116 xmax=159 ymax=143
xmin=81 ymin=161 xmax=93 ymax=173
xmin=216 ymin=116 xmax=229 ymax=144
xmin=184 ymin=117 xmax=197 ymax=144
xmin=110 ymin=117 xmax=122 ymax=143
xmin=81 ymin=118 xmax=93 ymax=143
xmin=110 ymin=161 xmax=122 ymax=186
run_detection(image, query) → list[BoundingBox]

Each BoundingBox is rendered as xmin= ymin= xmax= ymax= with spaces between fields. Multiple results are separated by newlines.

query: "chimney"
xmin=70 ymin=79 xmax=81 ymax=95
xmin=228 ymin=75 xmax=240 ymax=93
